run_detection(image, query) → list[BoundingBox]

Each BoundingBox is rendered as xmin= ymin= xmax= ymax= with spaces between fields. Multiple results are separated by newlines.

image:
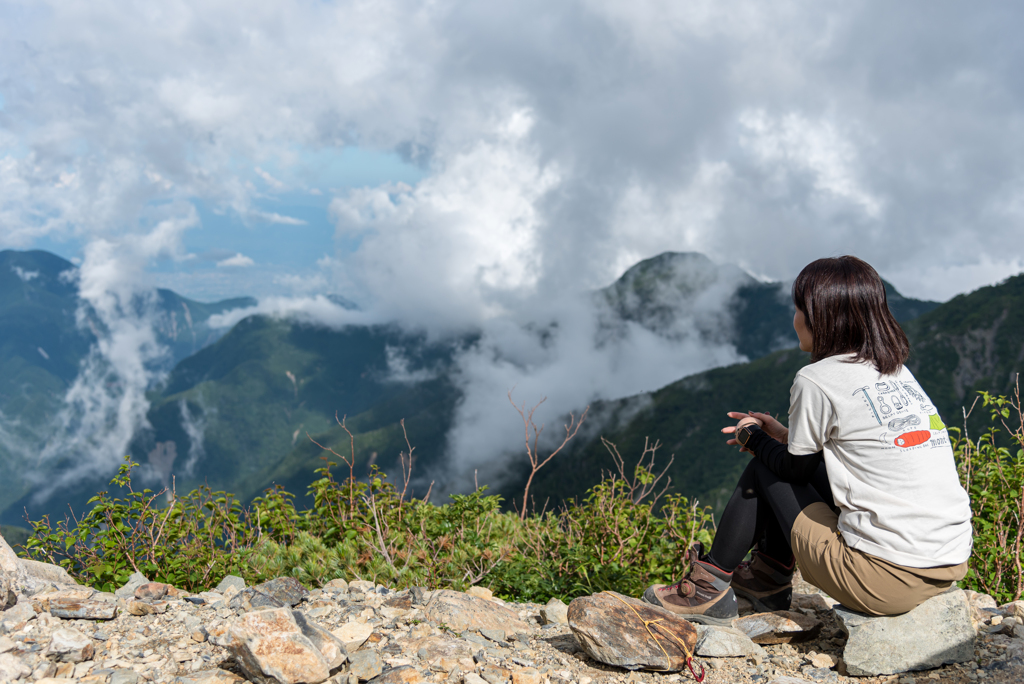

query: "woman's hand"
xmin=721 ymin=411 xmax=789 ymax=453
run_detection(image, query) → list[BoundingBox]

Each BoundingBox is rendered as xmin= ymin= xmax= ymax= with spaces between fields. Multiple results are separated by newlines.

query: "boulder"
xmin=44 ymin=628 xmax=94 ymax=662
xmin=834 ymin=589 xmax=975 ymax=676
xmin=540 ymin=598 xmax=568 ymax=625
xmin=252 ymin=577 xmax=310 ymax=607
xmin=0 ymin=532 xmax=78 ymax=597
xmin=733 ymin=611 xmax=822 ymax=644
xmin=127 ymin=599 xmax=168 ymax=616
xmin=323 ymin=578 xmax=349 ymax=593
xmin=135 ymin=582 xmax=171 ymax=601
xmin=567 ymin=591 xmax=699 ymax=671
xmin=424 ymin=590 xmax=531 ymax=634
xmin=694 ymin=625 xmax=766 ymax=658
xmin=224 ymin=607 xmax=339 ymax=684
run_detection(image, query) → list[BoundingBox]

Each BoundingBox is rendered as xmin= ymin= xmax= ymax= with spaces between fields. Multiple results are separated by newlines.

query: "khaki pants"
xmin=790 ymin=502 xmax=968 ymax=616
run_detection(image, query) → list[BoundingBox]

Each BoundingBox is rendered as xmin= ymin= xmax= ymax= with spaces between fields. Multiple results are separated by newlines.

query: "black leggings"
xmin=705 ymin=457 xmax=837 ymax=572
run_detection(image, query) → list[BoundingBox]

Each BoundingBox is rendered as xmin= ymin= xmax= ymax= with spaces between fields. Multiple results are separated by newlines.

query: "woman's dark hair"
xmin=792 ymin=256 xmax=909 ymax=375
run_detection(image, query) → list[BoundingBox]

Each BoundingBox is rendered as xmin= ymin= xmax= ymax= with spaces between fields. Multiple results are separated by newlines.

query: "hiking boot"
xmin=642 ymin=546 xmax=738 ymax=626
xmin=731 ymin=551 xmax=794 ymax=613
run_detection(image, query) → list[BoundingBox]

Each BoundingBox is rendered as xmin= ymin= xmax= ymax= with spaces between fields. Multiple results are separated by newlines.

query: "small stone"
xmin=349 ymin=580 xmax=377 ymax=594
xmin=791 ymin=593 xmax=837 ymax=613
xmin=349 ymin=650 xmax=384 ymax=681
xmin=0 ymin=636 xmax=13 ymax=653
xmin=45 ymin=627 xmax=95 ymax=662
xmin=173 ymin=670 xmax=245 ymax=684
xmin=33 ymin=661 xmax=57 ymax=680
xmin=410 ymin=623 xmax=433 ymax=640
xmin=215 ymin=576 xmax=246 ymax=594
xmin=0 ymin=599 xmax=35 ymax=627
xmin=806 ymin=652 xmax=837 ymax=669
xmin=134 ymin=582 xmax=171 ymax=601
xmin=228 ymin=587 xmax=286 ymax=612
xmin=367 ymin=665 xmax=425 ymax=684
xmin=333 ymin=621 xmax=374 ymax=651
xmin=694 ymin=625 xmax=767 ymax=658
xmin=127 ymin=599 xmax=168 ymax=616
xmin=252 ymin=577 xmax=310 ymax=607
xmin=480 ymin=629 xmax=506 ymax=643
xmin=111 ymin=668 xmax=142 ymax=684
xmin=991 ymin=615 xmax=1004 ymax=625
xmin=323 ymin=579 xmax=350 ymax=593
xmin=55 ymin=661 xmax=75 ymax=678
xmin=48 ymin=597 xmax=118 ymax=620
xmin=467 ymin=587 xmax=493 ymax=600
xmin=540 ymin=599 xmax=568 ymax=626
xmin=734 ymin=611 xmax=823 ymax=644
xmin=835 ymin=589 xmax=975 ymax=676
xmin=510 ymin=669 xmax=543 ymax=684
xmin=478 ymin=665 xmax=510 ymax=684
xmin=463 ymin=674 xmax=489 ymax=684
xmin=114 ymin=572 xmax=150 ymax=599
xmin=380 ymin=606 xmax=411 ymax=621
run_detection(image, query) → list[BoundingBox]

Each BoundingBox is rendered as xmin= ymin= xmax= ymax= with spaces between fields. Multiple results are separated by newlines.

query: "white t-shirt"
xmin=788 ymin=354 xmax=973 ymax=568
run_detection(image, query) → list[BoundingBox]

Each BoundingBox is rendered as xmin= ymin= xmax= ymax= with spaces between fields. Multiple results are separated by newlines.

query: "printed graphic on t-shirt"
xmin=851 ymin=378 xmax=949 ymax=452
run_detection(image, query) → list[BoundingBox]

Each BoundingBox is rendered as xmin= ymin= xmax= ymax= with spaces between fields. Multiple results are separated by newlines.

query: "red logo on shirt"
xmin=894 ymin=430 xmax=931 ymax=448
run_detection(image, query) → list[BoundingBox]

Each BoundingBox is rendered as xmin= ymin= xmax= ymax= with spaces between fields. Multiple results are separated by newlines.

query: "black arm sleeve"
xmin=742 ymin=426 xmax=823 ymax=485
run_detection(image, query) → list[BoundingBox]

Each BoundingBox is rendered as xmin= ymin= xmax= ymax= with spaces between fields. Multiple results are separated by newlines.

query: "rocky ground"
xmin=2 ymin=536 xmax=1023 ymax=684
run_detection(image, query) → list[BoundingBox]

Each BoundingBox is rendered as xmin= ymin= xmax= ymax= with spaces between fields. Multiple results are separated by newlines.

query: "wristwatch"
xmin=735 ymin=424 xmax=761 ymax=447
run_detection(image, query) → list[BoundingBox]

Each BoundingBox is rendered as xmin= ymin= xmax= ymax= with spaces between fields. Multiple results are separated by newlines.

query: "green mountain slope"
xmin=517 ymin=272 xmax=1022 ymax=513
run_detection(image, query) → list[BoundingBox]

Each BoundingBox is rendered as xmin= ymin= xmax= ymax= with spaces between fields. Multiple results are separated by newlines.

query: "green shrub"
xmin=25 ymin=441 xmax=715 ymax=603
xmin=953 ymin=384 xmax=1024 ymax=604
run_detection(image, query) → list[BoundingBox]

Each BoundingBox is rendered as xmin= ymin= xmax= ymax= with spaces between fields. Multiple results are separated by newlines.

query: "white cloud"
xmin=12 ymin=266 xmax=39 ymax=282
xmin=216 ymin=253 xmax=255 ymax=268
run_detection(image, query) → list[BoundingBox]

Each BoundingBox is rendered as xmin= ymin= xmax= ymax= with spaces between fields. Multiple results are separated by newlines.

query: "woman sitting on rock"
xmin=642 ymin=255 xmax=972 ymax=624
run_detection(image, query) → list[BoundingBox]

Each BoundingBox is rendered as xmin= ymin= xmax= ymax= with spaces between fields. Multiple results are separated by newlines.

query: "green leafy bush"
xmin=25 ymin=439 xmax=715 ymax=603
xmin=953 ymin=384 xmax=1024 ymax=604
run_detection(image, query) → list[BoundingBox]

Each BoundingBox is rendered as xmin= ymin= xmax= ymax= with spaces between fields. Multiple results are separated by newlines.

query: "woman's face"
xmin=793 ymin=309 xmax=813 ymax=353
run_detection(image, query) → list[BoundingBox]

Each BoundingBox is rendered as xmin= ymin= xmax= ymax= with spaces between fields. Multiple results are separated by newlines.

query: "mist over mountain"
xmin=0 ymin=248 xmax=951 ymax=524
xmin=518 ymin=271 xmax=1023 ymax=515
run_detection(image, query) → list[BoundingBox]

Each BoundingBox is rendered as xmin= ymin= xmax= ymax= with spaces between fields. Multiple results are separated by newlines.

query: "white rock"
xmin=0 ymin=652 xmax=31 ymax=680
xmin=332 ymin=621 xmax=374 ymax=651
xmin=540 ymin=598 xmax=568 ymax=625
xmin=45 ymin=627 xmax=95 ymax=662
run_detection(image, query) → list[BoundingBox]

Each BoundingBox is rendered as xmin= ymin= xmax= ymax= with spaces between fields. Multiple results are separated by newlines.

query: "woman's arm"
xmin=741 ymin=426 xmax=823 ymax=484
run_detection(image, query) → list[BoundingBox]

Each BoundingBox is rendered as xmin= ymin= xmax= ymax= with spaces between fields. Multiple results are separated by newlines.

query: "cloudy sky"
xmin=3 ymin=0 xmax=1024 ymax=313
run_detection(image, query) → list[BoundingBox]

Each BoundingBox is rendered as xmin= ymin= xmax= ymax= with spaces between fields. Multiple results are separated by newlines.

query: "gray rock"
xmin=253 ymin=577 xmax=310 ymax=607
xmin=0 ymin=574 xmax=16 ymax=611
xmin=44 ymin=627 xmax=95 ymax=662
xmin=540 ymin=598 xmax=568 ymax=626
xmin=48 ymin=597 xmax=118 ymax=620
xmin=733 ymin=611 xmax=822 ymax=644
xmin=567 ymin=591 xmax=698 ymax=672
xmin=694 ymin=625 xmax=767 ymax=658
xmin=0 ymin=599 xmax=37 ymax=631
xmin=228 ymin=588 xmax=287 ymax=612
xmin=0 ymin=533 xmax=78 ymax=597
xmin=224 ymin=607 xmax=333 ymax=684
xmin=0 ymin=652 xmax=31 ymax=681
xmin=216 ymin=575 xmax=247 ymax=594
xmin=366 ymin=665 xmax=425 ymax=684
xmin=424 ymin=591 xmax=532 ymax=634
xmin=349 ymin=650 xmax=384 ymax=681
xmin=173 ymin=669 xmax=246 ymax=684
xmin=115 ymin=572 xmax=150 ymax=599
xmin=834 ymin=589 xmax=975 ymax=676
xmin=110 ymin=668 xmax=142 ymax=684
xmin=480 ymin=629 xmax=506 ymax=643
xmin=292 ymin=611 xmax=348 ymax=669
